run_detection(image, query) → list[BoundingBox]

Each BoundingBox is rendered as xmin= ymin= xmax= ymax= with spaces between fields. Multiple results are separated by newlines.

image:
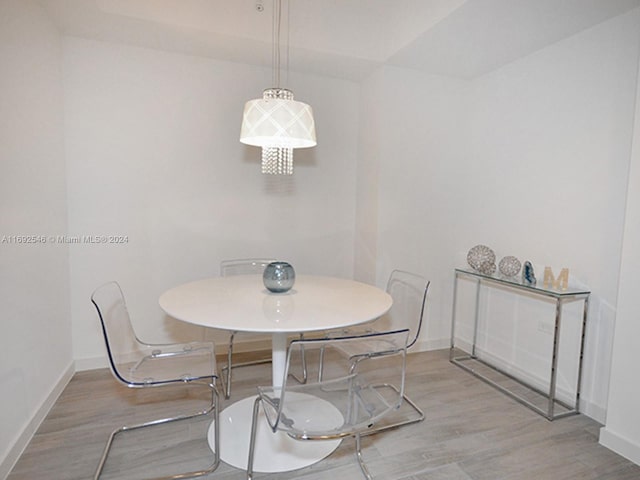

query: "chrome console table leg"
xmin=449 ymin=268 xmax=590 ymax=421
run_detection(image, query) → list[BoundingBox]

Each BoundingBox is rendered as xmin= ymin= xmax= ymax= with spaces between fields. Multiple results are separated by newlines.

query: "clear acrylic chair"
xmin=218 ymin=258 xmax=307 ymax=398
xmin=220 ymin=258 xmax=277 ymax=277
xmin=218 ymin=258 xmax=276 ymax=399
xmin=319 ymin=270 xmax=429 ymax=433
xmin=91 ymin=281 xmax=221 ymax=480
xmin=247 ymin=329 xmax=410 ymax=480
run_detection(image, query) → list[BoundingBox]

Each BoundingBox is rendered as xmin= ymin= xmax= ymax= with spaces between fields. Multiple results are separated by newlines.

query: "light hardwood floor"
xmin=7 ymin=349 xmax=640 ymax=480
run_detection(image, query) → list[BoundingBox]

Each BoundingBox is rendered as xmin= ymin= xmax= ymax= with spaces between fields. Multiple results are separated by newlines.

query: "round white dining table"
xmin=159 ymin=274 xmax=392 ymax=473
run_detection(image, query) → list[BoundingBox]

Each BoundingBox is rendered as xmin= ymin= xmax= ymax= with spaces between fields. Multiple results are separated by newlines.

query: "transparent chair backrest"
xmin=220 ymin=258 xmax=277 ymax=276
xmin=375 ymin=270 xmax=429 ymax=349
xmin=91 ymin=281 xmax=147 ymax=385
xmin=267 ymin=329 xmax=410 ymax=435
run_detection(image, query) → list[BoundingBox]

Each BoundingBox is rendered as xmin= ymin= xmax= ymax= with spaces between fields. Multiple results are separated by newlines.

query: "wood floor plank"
xmin=7 ymin=349 xmax=640 ymax=480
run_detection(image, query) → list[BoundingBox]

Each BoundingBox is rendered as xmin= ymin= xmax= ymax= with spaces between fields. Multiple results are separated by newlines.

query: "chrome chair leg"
xmin=318 ymin=345 xmax=326 ymax=382
xmin=223 ymin=332 xmax=236 ymax=399
xmin=246 ymin=397 xmax=262 ymax=480
xmin=355 ymin=433 xmax=373 ymax=480
xmin=317 ymin=352 xmax=424 ymax=434
xmin=288 ymin=334 xmax=308 ymax=384
xmin=315 ymin=376 xmax=424 ymax=435
xmin=94 ymin=382 xmax=221 ymax=480
xmin=360 ymin=383 xmax=425 ymax=436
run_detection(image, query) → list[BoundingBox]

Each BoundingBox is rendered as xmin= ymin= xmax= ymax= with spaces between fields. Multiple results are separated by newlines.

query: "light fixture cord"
xmin=285 ymin=0 xmax=290 ymax=87
xmin=272 ymin=0 xmax=282 ymax=88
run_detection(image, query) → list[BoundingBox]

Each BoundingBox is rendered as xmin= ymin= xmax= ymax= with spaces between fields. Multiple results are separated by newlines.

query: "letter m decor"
xmin=543 ymin=267 xmax=569 ymax=291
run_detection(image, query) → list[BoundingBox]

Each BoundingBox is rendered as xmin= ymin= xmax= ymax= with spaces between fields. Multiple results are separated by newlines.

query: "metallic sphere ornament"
xmin=467 ymin=245 xmax=496 ymax=272
xmin=499 ymin=256 xmax=522 ymax=277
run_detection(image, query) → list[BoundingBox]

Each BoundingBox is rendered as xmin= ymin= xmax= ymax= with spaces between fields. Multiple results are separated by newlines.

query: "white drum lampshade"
xmin=240 ymin=87 xmax=316 ymax=175
xmin=240 ymin=97 xmax=316 ymax=149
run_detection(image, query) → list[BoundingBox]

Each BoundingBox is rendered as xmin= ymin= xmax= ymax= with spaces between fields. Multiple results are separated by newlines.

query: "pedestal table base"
xmin=207 ymin=395 xmax=342 ymax=473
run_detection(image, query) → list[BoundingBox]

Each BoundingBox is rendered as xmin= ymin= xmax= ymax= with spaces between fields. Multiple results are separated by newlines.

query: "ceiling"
xmin=38 ymin=0 xmax=640 ymax=81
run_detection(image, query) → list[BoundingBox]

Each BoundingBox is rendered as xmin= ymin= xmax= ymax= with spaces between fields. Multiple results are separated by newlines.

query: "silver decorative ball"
xmin=499 ymin=256 xmax=522 ymax=277
xmin=467 ymin=245 xmax=496 ymax=272
xmin=478 ymin=261 xmax=496 ymax=275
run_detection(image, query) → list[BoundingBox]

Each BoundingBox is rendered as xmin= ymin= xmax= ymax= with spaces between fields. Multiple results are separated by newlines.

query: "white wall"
xmin=0 ymin=0 xmax=72 ymax=476
xmin=354 ymin=70 xmax=384 ymax=285
xmin=599 ymin=46 xmax=640 ymax=464
xmin=463 ymin=7 xmax=640 ymax=420
xmin=357 ymin=65 xmax=471 ymax=349
xmin=63 ymin=37 xmax=361 ymax=366
xmin=359 ymin=8 xmax=640 ymax=421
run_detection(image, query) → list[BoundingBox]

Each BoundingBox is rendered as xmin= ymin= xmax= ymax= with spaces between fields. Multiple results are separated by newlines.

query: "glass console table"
xmin=450 ymin=268 xmax=590 ymax=420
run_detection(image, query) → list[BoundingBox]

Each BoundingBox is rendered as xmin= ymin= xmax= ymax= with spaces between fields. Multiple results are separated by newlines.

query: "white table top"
xmin=159 ymin=274 xmax=392 ymax=334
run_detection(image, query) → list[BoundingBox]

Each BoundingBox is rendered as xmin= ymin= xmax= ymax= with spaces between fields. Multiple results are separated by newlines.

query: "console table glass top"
xmin=453 ymin=268 xmax=591 ymax=298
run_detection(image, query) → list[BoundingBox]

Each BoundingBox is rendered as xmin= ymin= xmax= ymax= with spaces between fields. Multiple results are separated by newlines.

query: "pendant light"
xmin=239 ymin=0 xmax=316 ymax=175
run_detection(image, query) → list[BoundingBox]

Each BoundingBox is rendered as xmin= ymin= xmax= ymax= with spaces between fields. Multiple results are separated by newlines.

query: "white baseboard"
xmin=412 ymin=336 xmax=450 ymax=352
xmin=581 ymin=401 xmax=607 ymax=424
xmin=74 ymin=355 xmax=109 ymax=372
xmin=600 ymin=427 xmax=640 ymax=466
xmin=0 ymin=363 xmax=75 ymax=480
